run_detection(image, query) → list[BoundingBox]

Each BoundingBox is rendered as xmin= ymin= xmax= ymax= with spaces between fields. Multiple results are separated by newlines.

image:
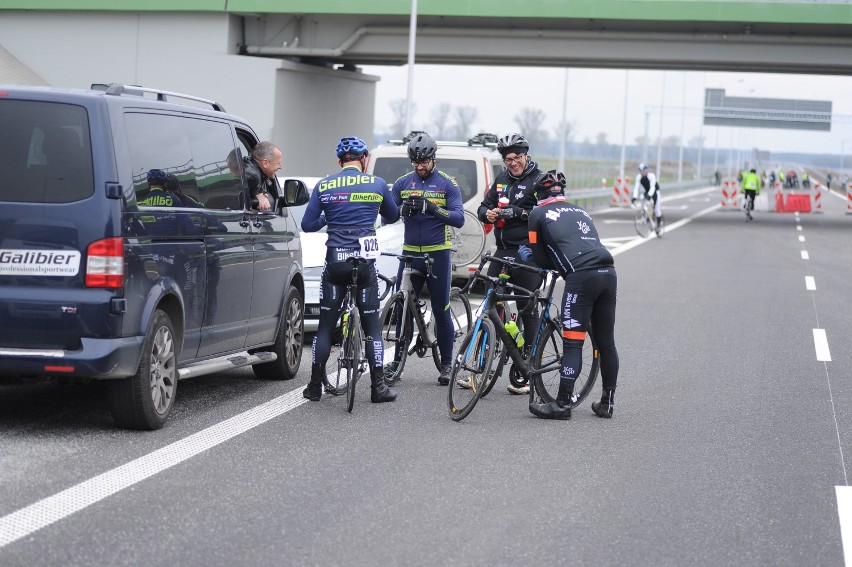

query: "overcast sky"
xmin=362 ymin=64 xmax=852 ymax=158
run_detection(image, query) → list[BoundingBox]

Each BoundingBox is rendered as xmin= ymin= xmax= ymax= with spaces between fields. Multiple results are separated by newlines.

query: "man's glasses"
xmin=411 ymin=160 xmax=433 ymax=167
xmin=503 ymin=154 xmax=526 ymax=165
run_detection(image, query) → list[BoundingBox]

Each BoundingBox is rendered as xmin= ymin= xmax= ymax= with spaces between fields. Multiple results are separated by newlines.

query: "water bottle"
xmin=496 ymin=197 xmax=509 ymax=228
xmin=504 ymin=320 xmax=524 ymax=348
xmin=342 ymin=312 xmax=349 ymax=338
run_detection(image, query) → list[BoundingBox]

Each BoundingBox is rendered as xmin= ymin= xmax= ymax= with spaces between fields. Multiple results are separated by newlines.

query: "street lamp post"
xmin=403 ymin=0 xmax=418 ymax=135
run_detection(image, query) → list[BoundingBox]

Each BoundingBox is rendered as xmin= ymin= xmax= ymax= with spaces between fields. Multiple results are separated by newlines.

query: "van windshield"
xmin=0 ymin=100 xmax=94 ymax=203
xmin=371 ymin=157 xmax=478 ymax=203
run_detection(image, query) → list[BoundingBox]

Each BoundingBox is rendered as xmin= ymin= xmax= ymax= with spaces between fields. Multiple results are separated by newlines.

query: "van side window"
xmin=125 ymin=113 xmax=194 ymax=208
xmin=186 ymin=120 xmax=243 ymax=210
xmin=0 ymin=100 xmax=94 ymax=204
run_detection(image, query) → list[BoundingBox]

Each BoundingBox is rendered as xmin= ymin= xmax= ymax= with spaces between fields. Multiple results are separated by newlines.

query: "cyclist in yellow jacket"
xmin=741 ymin=168 xmax=761 ymax=222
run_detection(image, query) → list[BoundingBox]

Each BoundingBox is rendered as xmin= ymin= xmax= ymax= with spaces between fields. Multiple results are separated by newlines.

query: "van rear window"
xmin=0 ymin=101 xmax=94 ymax=203
xmin=371 ymin=157 xmax=478 ymax=203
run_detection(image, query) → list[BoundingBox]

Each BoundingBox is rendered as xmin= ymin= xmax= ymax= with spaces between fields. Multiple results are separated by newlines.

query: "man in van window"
xmin=388 ymin=132 xmax=465 ymax=386
xmin=475 ymin=132 xmax=543 ymax=395
xmin=242 ymin=141 xmax=281 ymax=211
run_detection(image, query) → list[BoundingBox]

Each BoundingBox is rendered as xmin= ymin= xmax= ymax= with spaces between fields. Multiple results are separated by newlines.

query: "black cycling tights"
xmin=311 ymin=248 xmax=383 ymax=370
xmin=560 ymin=266 xmax=619 ymax=391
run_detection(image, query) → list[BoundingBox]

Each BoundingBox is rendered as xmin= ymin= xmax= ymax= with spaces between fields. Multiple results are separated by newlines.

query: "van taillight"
xmin=482 ymin=156 xmax=494 ymax=234
xmin=85 ymin=237 xmax=124 ymax=288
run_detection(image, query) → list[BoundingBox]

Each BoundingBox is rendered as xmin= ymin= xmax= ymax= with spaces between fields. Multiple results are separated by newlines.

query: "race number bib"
xmin=358 ymin=235 xmax=380 ymax=259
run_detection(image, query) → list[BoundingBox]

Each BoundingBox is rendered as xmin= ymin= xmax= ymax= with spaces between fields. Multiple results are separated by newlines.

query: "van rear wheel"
xmin=109 ymin=309 xmax=178 ymax=430
xmin=253 ymin=285 xmax=304 ymax=380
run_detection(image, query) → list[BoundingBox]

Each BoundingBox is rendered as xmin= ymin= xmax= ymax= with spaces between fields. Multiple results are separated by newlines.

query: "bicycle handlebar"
xmin=380 ymin=251 xmax=434 ymax=277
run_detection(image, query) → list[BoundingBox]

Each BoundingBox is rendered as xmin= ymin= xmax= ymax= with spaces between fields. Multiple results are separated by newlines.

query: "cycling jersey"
xmin=742 ymin=171 xmax=761 ymax=193
xmin=392 ymin=168 xmax=464 ymax=252
xmin=527 ymin=196 xmax=614 ymax=277
xmin=301 ymin=165 xmax=399 ymax=247
xmin=477 ymin=163 xmax=543 ymax=249
xmin=633 ymin=172 xmax=659 ymax=200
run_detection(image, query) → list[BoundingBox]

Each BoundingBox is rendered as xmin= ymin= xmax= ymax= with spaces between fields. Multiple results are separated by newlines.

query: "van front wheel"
xmin=109 ymin=309 xmax=178 ymax=430
xmin=253 ymin=285 xmax=304 ymax=380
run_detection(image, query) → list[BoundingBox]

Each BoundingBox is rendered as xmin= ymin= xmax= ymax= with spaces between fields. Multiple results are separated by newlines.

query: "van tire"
xmin=253 ymin=285 xmax=304 ymax=380
xmin=109 ymin=309 xmax=178 ymax=430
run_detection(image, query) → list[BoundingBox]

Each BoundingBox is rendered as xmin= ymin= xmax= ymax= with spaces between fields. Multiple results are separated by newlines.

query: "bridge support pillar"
xmin=273 ymin=60 xmax=379 ymax=176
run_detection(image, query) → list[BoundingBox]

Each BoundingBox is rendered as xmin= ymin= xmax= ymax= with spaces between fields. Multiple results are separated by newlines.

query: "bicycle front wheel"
xmin=448 ymin=318 xmax=496 ymax=422
xmin=634 ymin=207 xmax=651 ymax=238
xmin=531 ymin=319 xmax=599 ymax=409
xmin=345 ymin=309 xmax=363 ymax=414
xmin=378 ymin=292 xmax=412 ymax=385
xmin=432 ymin=287 xmax=473 ymax=371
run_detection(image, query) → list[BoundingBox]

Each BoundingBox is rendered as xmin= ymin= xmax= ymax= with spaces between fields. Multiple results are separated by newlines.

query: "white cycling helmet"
xmin=638 ymin=163 xmax=649 ymax=172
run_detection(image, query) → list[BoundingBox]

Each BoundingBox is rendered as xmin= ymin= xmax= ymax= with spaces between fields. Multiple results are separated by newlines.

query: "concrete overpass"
xmin=1 ymin=1 xmax=850 ymax=174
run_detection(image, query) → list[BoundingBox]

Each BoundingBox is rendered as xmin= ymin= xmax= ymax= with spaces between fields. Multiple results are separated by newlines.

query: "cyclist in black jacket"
xmin=520 ymin=170 xmax=619 ymax=420
xmin=476 ymin=133 xmax=543 ymax=394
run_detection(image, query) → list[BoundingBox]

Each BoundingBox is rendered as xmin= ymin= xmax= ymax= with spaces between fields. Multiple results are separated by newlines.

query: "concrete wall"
xmin=0 ymin=11 xmax=378 ymax=176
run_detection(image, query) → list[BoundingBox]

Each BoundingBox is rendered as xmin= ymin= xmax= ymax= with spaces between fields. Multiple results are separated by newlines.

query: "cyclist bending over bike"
xmin=477 ymin=132 xmax=544 ymax=394
xmin=519 ymin=170 xmax=620 ymax=420
xmin=633 ymin=163 xmax=663 ymax=229
xmin=301 ymin=136 xmax=400 ymax=404
xmin=389 ymin=132 xmax=465 ymax=385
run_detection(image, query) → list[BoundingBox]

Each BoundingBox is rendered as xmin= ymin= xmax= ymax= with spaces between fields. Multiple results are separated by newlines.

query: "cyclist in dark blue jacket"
xmin=301 ymin=136 xmax=400 ymax=403
xmin=388 ymin=132 xmax=465 ymax=385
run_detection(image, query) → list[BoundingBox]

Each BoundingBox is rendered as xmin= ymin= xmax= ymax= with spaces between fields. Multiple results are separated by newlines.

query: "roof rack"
xmin=91 ymin=83 xmax=227 ymax=113
xmin=386 ymin=130 xmax=498 ymax=149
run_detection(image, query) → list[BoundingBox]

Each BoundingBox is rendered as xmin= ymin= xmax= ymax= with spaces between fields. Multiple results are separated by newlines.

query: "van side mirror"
xmin=279 ymin=179 xmax=309 ymax=207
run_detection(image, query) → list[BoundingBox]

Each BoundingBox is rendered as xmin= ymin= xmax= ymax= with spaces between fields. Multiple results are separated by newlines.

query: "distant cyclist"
xmin=632 ymin=163 xmax=663 ymax=231
xmin=301 ymin=136 xmax=400 ymax=404
xmin=476 ymin=132 xmax=543 ymax=395
xmin=388 ymin=132 xmax=465 ymax=386
xmin=741 ymin=168 xmax=761 ymax=222
xmin=520 ymin=170 xmax=619 ymax=420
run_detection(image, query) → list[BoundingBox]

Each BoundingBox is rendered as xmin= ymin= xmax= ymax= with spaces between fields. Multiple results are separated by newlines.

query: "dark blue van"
xmin=0 ymin=84 xmax=308 ymax=429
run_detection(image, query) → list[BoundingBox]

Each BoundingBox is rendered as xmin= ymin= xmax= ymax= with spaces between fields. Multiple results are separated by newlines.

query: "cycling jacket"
xmin=527 ymin=196 xmax=614 ymax=276
xmin=392 ymin=169 xmax=464 ymax=252
xmin=301 ymin=165 xmax=399 ymax=248
xmin=477 ymin=164 xmax=542 ymax=249
xmin=633 ymin=172 xmax=660 ymax=200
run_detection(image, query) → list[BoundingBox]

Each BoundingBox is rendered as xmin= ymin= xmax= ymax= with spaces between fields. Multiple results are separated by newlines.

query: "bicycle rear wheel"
xmin=345 ymin=309 xmax=363 ymax=413
xmin=634 ymin=208 xmax=652 ymax=238
xmin=531 ymin=319 xmax=599 ymax=409
xmin=448 ymin=318 xmax=496 ymax=422
xmin=378 ymin=292 xmax=411 ymax=385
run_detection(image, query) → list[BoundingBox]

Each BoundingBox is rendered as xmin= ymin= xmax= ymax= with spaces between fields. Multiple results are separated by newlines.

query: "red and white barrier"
xmin=812 ymin=183 xmax=823 ymax=213
xmin=847 ymin=183 xmax=852 ymax=215
xmin=720 ymin=180 xmax=741 ymax=210
xmin=611 ymin=177 xmax=631 ymax=207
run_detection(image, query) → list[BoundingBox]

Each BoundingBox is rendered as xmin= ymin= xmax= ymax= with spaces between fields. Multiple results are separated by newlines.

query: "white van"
xmin=366 ymin=133 xmax=501 ymax=281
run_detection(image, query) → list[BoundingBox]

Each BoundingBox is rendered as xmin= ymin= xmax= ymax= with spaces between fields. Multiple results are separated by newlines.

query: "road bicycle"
xmin=325 ymin=256 xmax=395 ymax=413
xmin=378 ymin=251 xmax=472 ymax=384
xmin=742 ymin=191 xmax=755 ymax=221
xmin=447 ymin=253 xmax=599 ymax=422
xmin=633 ymin=195 xmax=664 ymax=238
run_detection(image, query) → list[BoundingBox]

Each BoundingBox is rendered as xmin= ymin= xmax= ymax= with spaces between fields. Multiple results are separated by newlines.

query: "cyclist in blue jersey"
xmin=301 ymin=136 xmax=400 ymax=403
xmin=386 ymin=132 xmax=465 ymax=385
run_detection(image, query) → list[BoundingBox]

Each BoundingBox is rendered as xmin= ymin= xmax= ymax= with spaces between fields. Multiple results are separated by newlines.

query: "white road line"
xmin=802 ymin=250 xmax=810 ymax=260
xmin=836 ymin=486 xmax=852 ymax=567
xmin=806 ymin=276 xmax=816 ymax=290
xmin=609 ymin=203 xmax=721 ymax=257
xmin=814 ymin=329 xmax=832 ymax=362
xmin=0 ymin=389 xmax=308 ymax=549
xmin=797 ymin=225 xmax=802 ymax=231
xmin=799 ymin=235 xmax=805 ymax=242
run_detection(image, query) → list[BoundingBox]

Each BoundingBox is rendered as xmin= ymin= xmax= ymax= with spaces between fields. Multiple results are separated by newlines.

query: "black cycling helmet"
xmin=497 ymin=133 xmax=529 ymax=157
xmin=336 ymin=136 xmax=369 ymax=161
xmin=534 ymin=169 xmax=566 ymax=199
xmin=407 ymin=132 xmax=437 ymax=162
xmin=147 ymin=168 xmax=168 ymax=187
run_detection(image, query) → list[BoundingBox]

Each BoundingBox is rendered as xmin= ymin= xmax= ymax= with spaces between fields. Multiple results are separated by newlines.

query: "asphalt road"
xmin=1 ymin=185 xmax=851 ymax=566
